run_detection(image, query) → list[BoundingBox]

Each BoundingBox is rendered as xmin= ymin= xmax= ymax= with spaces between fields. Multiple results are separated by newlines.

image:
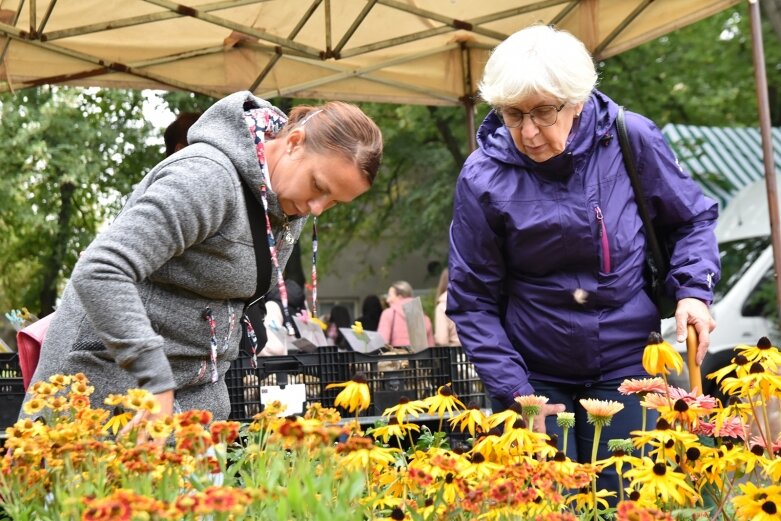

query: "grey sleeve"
xmin=70 ymin=158 xmax=239 ymax=394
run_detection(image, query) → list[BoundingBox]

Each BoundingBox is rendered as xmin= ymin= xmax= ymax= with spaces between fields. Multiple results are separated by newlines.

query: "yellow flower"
xmin=642 ymin=332 xmax=684 ymax=376
xmin=103 ymin=411 xmax=134 ymax=435
xmin=351 ymin=321 xmax=364 ymax=336
xmin=370 ymin=418 xmax=420 ymax=444
xmin=732 ymin=481 xmax=781 ymax=521
xmin=311 ymin=316 xmax=328 ymax=330
xmin=424 ymin=383 xmax=465 ymax=417
xmin=22 ymin=397 xmax=47 ymax=415
xmin=147 ymin=416 xmax=175 ymax=440
xmin=623 ymin=457 xmax=696 ymax=505
xmin=448 ymin=405 xmax=489 ymax=437
xmin=326 ymin=374 xmax=371 ymax=413
xmin=382 ymin=396 xmax=426 ymax=424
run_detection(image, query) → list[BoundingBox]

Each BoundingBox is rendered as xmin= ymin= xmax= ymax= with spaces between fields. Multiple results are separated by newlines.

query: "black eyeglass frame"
xmin=496 ymin=103 xmax=566 ymax=128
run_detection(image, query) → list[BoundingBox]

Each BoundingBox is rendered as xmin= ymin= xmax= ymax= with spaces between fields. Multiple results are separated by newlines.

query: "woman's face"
xmin=269 ymin=130 xmax=370 ymax=217
xmin=386 ymin=286 xmax=398 ymax=304
xmin=501 ymin=94 xmax=583 ymax=163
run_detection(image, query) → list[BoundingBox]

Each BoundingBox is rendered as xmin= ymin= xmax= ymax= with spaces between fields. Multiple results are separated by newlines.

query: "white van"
xmin=664 ymin=178 xmax=779 ymax=397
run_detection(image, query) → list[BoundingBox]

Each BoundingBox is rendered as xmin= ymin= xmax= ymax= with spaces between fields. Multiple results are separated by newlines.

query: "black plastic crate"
xmin=226 ymin=345 xmax=486 ymax=422
xmin=0 ymin=353 xmax=24 ymax=431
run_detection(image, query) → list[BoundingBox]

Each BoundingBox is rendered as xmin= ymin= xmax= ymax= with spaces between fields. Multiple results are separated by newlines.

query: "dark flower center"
xmin=471 ymin=452 xmax=486 ymax=464
xmin=762 ymin=501 xmax=777 ymax=515
xmin=390 ymin=507 xmax=405 ymax=520
xmin=734 ymin=354 xmax=749 ymax=366
xmin=351 ymin=373 xmax=368 ymax=384
xmin=757 ymin=336 xmax=772 ymax=349
xmin=647 ymin=332 xmax=663 ymax=344
xmin=674 ymin=399 xmax=689 ymax=412
xmin=438 ymin=385 xmax=454 ymax=396
xmin=751 ymin=444 xmax=765 ymax=456
xmin=512 ymin=418 xmax=527 ymax=429
xmin=655 ymin=418 xmax=672 ymax=430
xmin=398 ymin=396 xmax=410 ymax=404
xmin=652 ymin=463 xmax=667 ymax=476
xmin=686 ymin=447 xmax=701 ymax=461
xmin=750 ymin=362 xmax=765 ymax=374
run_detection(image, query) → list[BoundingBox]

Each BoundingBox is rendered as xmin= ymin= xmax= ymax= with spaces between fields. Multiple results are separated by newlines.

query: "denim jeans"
xmin=529 ymin=377 xmax=656 ymax=503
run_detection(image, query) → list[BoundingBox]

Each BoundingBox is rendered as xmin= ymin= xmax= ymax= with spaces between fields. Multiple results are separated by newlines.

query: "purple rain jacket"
xmin=447 ymin=90 xmax=720 ymax=406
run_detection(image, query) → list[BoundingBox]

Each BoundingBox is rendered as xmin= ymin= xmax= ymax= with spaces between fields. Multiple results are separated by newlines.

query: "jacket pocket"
xmin=595 ymin=206 xmax=611 ymax=273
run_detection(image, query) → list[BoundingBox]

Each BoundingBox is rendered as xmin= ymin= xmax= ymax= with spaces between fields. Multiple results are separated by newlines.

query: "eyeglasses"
xmin=497 ymin=103 xmax=566 ymax=128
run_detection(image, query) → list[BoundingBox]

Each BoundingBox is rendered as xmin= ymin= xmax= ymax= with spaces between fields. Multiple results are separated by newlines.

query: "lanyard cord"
xmin=245 ymin=107 xmax=318 ymax=332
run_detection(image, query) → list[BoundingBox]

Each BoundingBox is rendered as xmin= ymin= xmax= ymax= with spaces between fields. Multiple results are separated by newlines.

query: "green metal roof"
xmin=661 ymin=124 xmax=781 ymax=208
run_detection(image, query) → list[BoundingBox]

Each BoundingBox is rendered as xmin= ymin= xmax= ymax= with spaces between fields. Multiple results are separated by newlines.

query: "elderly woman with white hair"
xmin=447 ymin=24 xmax=720 ymax=494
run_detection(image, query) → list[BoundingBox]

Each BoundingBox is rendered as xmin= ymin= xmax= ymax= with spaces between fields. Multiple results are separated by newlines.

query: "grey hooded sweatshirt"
xmin=28 ymin=92 xmax=306 ymax=419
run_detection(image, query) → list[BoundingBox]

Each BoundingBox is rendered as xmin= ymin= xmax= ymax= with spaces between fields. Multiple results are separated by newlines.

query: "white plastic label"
xmin=259 ymin=383 xmax=306 ymax=416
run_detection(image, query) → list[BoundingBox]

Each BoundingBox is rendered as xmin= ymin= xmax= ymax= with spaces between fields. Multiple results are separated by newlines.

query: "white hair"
xmin=479 ymin=25 xmax=598 ymax=107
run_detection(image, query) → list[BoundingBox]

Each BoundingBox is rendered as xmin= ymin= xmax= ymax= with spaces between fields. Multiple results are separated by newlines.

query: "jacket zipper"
xmin=594 ymin=206 xmax=611 ymax=273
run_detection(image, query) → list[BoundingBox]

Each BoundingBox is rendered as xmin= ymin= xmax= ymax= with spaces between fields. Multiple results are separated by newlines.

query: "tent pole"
xmin=464 ymin=99 xmax=476 ymax=153
xmin=749 ymin=0 xmax=781 ymax=326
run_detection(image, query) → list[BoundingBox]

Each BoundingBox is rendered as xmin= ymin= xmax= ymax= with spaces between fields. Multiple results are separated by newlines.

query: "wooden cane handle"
xmin=686 ymin=324 xmax=702 ymax=393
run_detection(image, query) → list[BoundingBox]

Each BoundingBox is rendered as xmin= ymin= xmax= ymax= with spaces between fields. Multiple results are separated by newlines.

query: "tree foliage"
xmin=0 ymin=88 xmax=156 ymax=315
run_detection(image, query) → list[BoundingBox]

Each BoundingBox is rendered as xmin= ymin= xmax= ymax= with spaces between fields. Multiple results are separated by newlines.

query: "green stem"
xmin=591 ymin=424 xmax=602 ymax=519
xmin=761 ymin=394 xmax=775 ymax=460
xmin=562 ymin=426 xmax=569 ymax=455
xmin=640 ymin=405 xmax=647 ymax=460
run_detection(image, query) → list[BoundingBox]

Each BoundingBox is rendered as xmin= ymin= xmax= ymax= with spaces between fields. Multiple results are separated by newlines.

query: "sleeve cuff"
xmin=118 ymin=347 xmax=176 ymax=395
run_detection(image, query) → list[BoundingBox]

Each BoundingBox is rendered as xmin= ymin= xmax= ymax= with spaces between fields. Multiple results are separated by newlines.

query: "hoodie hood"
xmin=475 ymin=89 xmax=620 ymax=179
xmin=187 ymin=91 xmax=306 ymax=234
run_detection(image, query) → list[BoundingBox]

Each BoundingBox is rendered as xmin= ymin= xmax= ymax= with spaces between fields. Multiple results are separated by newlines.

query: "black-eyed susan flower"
xmin=448 ymin=403 xmax=489 ymax=438
xmin=642 ymin=332 xmax=684 ymax=376
xmin=424 ymin=383 xmax=465 ymax=418
xmin=720 ymin=362 xmax=781 ymax=401
xmin=732 ymin=481 xmax=781 ymax=521
xmin=488 ymin=402 xmax=523 ymax=431
xmin=370 ymin=417 xmax=420 ymax=445
xmin=622 ymin=457 xmax=696 ymax=506
xmin=736 ymin=336 xmax=781 ymax=370
xmin=382 ymin=396 xmax=426 ymax=424
xmin=335 ymin=436 xmax=400 ymax=471
xmin=458 ymin=451 xmax=503 ymax=482
xmin=326 ymin=373 xmax=371 ymax=414
xmin=103 ymin=408 xmax=134 ymax=435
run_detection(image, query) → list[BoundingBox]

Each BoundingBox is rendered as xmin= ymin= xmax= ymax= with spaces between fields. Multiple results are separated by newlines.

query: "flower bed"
xmin=1 ymin=337 xmax=780 ymax=520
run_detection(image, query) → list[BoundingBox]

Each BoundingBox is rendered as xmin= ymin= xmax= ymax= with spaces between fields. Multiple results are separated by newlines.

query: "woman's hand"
xmin=118 ymin=389 xmax=175 ymax=443
xmin=531 ymin=403 xmax=566 ymax=434
xmin=675 ymin=297 xmax=716 ymax=365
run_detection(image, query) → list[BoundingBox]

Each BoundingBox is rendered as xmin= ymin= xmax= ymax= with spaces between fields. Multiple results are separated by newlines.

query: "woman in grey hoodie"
xmin=26 ymin=91 xmax=383 ymax=430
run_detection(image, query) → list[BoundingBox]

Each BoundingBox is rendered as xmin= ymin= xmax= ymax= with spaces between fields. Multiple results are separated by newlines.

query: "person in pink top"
xmin=377 ymin=281 xmax=434 ymax=347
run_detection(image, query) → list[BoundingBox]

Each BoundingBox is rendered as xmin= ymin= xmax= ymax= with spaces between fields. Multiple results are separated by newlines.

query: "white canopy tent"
xmin=1 ymin=0 xmax=740 ymax=105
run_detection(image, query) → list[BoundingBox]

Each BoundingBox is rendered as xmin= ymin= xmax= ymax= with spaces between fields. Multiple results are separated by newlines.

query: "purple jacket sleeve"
xmin=447 ymin=169 xmax=534 ymax=406
xmin=627 ymin=113 xmax=720 ymax=303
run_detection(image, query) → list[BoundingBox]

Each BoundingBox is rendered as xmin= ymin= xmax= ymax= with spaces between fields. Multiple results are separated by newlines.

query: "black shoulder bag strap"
xmin=240 ymin=180 xmax=272 ymax=348
xmin=616 ymin=107 xmax=667 ymax=284
xmin=617 ymin=107 xmax=676 ymax=318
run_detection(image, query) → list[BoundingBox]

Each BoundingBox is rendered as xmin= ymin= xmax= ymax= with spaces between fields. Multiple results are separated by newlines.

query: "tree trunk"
xmin=39 ymin=179 xmax=75 ymax=315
